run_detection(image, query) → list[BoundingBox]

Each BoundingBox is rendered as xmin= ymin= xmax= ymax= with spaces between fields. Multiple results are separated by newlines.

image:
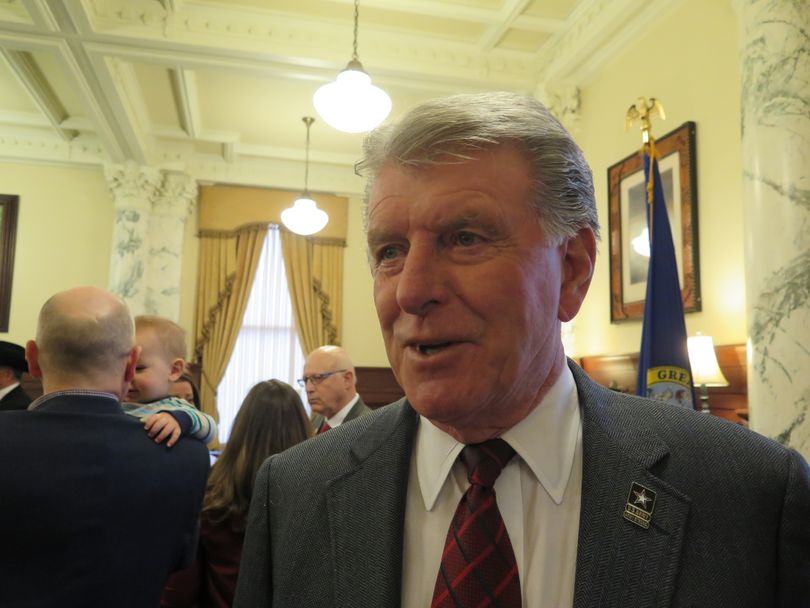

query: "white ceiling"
xmin=0 ymin=0 xmax=682 ymax=193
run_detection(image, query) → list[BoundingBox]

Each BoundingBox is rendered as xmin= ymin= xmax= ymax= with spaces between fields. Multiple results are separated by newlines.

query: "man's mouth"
xmin=415 ymin=342 xmax=453 ymax=355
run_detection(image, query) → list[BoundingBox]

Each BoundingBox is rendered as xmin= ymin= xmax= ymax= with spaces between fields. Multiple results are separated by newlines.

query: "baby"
xmin=123 ymin=315 xmax=216 ymax=446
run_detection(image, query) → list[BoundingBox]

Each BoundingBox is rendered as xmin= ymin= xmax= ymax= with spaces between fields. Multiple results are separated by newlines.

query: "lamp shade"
xmin=280 ymin=197 xmax=329 ymax=236
xmin=313 ymin=65 xmax=392 ymax=133
xmin=687 ymin=334 xmax=729 ymax=386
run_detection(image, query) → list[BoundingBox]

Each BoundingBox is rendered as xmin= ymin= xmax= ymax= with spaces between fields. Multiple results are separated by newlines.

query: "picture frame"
xmin=607 ymin=121 xmax=700 ymax=322
xmin=0 ymin=194 xmax=20 ymax=332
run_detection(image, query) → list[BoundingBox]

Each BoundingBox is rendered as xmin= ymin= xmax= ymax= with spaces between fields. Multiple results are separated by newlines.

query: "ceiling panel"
xmin=133 ymin=62 xmax=181 ymax=127
xmin=498 ymin=29 xmax=551 ymax=53
xmin=0 ymin=58 xmax=39 ymax=113
xmin=31 ymin=51 xmax=89 ymax=119
xmin=523 ymin=0 xmax=579 ymax=20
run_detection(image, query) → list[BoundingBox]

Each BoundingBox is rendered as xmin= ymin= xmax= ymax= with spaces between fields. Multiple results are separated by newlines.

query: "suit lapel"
xmin=326 ymin=401 xmax=417 ymax=608
xmin=571 ymin=364 xmax=691 ymax=608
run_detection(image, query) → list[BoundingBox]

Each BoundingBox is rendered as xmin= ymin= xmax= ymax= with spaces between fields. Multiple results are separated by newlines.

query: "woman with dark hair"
xmin=170 ymin=372 xmax=202 ymax=410
xmin=162 ymin=380 xmax=312 ymax=608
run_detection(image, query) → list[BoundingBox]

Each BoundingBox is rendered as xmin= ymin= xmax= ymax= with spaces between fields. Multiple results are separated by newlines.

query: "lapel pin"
xmin=623 ymin=481 xmax=657 ymax=529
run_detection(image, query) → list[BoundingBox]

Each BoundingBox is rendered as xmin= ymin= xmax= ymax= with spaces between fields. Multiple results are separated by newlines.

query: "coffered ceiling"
xmin=0 ymin=0 xmax=681 ymax=193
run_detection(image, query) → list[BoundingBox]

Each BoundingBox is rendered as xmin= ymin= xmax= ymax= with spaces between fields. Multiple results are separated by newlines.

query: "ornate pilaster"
xmin=147 ymin=172 xmax=198 ymax=320
xmin=535 ymin=82 xmax=581 ymax=132
xmin=735 ymin=0 xmax=810 ymax=457
xmin=105 ymin=161 xmax=162 ymax=315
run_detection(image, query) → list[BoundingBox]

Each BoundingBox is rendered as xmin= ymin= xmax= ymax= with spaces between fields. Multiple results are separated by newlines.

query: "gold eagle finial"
xmin=625 ymin=97 xmax=665 ymax=142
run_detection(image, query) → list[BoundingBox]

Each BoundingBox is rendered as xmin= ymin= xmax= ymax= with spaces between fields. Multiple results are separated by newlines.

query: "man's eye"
xmin=453 ymin=232 xmax=481 ymax=246
xmin=378 ymin=245 xmax=400 ymax=261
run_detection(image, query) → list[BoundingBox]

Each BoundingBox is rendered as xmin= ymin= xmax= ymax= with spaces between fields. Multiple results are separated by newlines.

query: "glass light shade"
xmin=313 ymin=67 xmax=392 ymax=133
xmin=280 ymin=197 xmax=329 ymax=236
xmin=687 ymin=334 xmax=729 ymax=387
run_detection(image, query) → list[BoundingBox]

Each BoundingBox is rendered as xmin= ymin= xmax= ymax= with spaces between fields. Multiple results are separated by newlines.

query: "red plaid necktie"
xmin=318 ymin=421 xmax=331 ymax=434
xmin=432 ymin=438 xmax=521 ymax=608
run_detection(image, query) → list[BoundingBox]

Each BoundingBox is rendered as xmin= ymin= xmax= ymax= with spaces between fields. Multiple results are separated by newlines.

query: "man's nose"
xmin=395 ymin=241 xmax=446 ymax=315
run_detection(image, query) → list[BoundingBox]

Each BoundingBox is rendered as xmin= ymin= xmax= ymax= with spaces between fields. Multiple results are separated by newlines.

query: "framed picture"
xmin=607 ymin=121 xmax=700 ymax=322
xmin=0 ymin=194 xmax=20 ymax=332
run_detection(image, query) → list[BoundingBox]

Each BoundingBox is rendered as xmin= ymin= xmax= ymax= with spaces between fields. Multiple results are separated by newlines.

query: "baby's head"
xmin=127 ymin=315 xmax=186 ymax=404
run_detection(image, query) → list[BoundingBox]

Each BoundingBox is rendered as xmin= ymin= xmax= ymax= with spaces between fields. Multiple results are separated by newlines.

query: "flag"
xmin=636 ymin=138 xmax=696 ymax=409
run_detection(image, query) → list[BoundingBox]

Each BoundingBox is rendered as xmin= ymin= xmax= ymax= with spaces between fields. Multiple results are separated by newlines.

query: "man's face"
xmin=127 ymin=329 xmax=178 ymax=403
xmin=302 ymin=352 xmax=353 ymax=419
xmin=0 ymin=367 xmax=16 ymax=389
xmin=367 ymin=145 xmax=593 ymax=443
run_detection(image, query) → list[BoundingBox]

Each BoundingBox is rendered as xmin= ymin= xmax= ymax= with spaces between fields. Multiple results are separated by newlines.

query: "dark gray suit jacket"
xmin=310 ymin=395 xmax=371 ymax=433
xmin=0 ymin=384 xmax=32 ymax=411
xmin=234 ymin=361 xmax=810 ymax=607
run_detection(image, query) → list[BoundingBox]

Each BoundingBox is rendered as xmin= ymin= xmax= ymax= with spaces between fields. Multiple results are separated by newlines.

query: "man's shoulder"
xmin=571 ymin=361 xmax=796 ymax=469
xmin=268 ymin=400 xmax=413 ymax=481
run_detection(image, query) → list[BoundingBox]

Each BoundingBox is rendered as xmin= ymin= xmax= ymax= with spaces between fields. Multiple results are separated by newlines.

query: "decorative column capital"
xmin=104 ymin=161 xmax=162 ymax=210
xmin=535 ymin=82 xmax=581 ymax=132
xmin=153 ymin=171 xmax=199 ymax=221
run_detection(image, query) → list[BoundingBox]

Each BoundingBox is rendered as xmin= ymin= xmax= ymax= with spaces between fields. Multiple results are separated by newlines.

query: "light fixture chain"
xmin=352 ymin=0 xmax=359 ymax=61
xmin=302 ymin=116 xmax=314 ymax=193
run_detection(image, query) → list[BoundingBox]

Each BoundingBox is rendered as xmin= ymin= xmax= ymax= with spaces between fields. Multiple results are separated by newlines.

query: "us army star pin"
xmin=623 ymin=482 xmax=657 ymax=529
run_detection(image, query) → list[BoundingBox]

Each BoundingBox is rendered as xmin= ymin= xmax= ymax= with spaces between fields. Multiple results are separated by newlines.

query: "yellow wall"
xmin=572 ymin=0 xmax=745 ymax=356
xmin=0 ymin=160 xmax=201 ymax=356
xmin=0 ymin=161 xmax=113 ymax=345
xmin=341 ymin=195 xmax=388 ymax=366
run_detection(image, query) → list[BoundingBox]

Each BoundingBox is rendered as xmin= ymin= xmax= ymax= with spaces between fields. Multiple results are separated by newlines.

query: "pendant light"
xmin=281 ymin=117 xmax=329 ymax=236
xmin=313 ymin=0 xmax=391 ymax=133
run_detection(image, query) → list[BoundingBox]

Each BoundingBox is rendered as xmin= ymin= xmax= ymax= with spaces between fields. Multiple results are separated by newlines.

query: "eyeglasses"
xmin=296 ymin=369 xmax=347 ymax=388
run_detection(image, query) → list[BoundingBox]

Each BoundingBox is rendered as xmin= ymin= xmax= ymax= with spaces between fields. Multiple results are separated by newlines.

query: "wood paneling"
xmin=356 ymin=366 xmax=404 ymax=409
xmin=578 ymin=343 xmax=748 ymax=425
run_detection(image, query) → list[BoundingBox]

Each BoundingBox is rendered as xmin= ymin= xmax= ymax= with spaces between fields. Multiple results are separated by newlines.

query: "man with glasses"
xmin=299 ymin=345 xmax=370 ymax=434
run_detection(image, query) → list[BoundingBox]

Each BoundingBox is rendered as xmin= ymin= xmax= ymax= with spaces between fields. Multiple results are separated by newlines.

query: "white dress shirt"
xmin=325 ymin=393 xmax=360 ymax=428
xmin=402 ymin=365 xmax=583 ymax=607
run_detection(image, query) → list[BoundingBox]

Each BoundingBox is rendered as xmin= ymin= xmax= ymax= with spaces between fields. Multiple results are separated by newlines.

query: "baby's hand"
xmin=142 ymin=412 xmax=181 ymax=447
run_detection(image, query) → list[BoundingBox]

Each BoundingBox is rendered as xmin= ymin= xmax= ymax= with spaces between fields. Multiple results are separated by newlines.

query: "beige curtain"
xmin=194 ymin=223 xmax=267 ymax=444
xmin=280 ymin=228 xmax=345 ymax=355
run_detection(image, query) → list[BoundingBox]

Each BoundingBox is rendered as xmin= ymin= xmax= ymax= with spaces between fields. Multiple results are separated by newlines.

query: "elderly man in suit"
xmin=235 ymin=92 xmax=810 ymax=607
xmin=302 ymin=345 xmax=370 ymax=434
xmin=0 ymin=286 xmax=209 ymax=607
xmin=0 ymin=340 xmax=32 ymax=411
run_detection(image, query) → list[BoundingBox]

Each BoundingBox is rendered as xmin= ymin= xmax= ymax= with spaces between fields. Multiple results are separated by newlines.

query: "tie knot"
xmin=460 ymin=438 xmax=515 ymax=488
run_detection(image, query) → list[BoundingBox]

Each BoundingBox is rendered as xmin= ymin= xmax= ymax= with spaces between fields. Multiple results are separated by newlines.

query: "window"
xmin=216 ymin=226 xmax=306 ymax=442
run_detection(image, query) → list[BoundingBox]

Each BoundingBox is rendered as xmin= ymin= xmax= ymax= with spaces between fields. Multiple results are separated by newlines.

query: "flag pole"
xmin=627 ymin=97 xmax=698 ymax=411
xmin=625 ymin=97 xmax=666 ymax=235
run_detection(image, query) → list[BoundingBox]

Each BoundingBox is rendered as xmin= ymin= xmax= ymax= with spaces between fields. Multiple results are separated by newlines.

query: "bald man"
xmin=302 ymin=345 xmax=371 ymax=434
xmin=0 ymin=286 xmax=209 ymax=607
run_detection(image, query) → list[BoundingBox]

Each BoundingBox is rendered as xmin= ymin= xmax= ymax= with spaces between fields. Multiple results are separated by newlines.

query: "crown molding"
xmin=536 ymin=0 xmax=686 ymax=85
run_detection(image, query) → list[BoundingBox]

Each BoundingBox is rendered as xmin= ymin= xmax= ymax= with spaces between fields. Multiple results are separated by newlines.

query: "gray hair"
xmin=357 ymin=91 xmax=599 ymax=243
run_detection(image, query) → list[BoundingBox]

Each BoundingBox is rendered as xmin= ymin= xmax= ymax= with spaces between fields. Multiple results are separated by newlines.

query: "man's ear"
xmin=25 ymin=341 xmax=43 ymax=379
xmin=168 ymin=358 xmax=185 ymax=383
xmin=558 ymin=227 xmax=597 ymax=322
xmin=124 ymin=346 xmax=141 ymax=384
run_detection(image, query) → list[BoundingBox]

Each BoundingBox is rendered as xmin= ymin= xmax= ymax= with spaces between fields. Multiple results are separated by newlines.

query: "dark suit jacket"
xmin=310 ymin=395 xmax=370 ymax=433
xmin=234 ymin=361 xmax=810 ymax=608
xmin=0 ymin=384 xmax=32 ymax=411
xmin=0 ymin=394 xmax=210 ymax=608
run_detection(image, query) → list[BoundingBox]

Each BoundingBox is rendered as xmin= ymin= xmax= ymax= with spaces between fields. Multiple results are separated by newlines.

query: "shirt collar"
xmin=326 ymin=392 xmax=360 ymax=426
xmin=0 ymin=381 xmax=20 ymax=401
xmin=414 ymin=364 xmax=580 ymax=510
xmin=28 ymin=389 xmax=120 ymax=411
